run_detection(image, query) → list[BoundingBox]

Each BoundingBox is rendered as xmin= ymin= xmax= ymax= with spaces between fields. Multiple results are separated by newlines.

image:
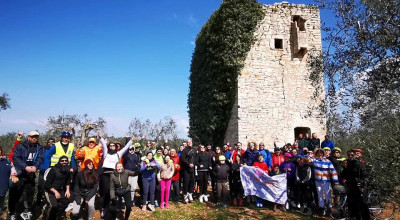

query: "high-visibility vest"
xmin=80 ymin=145 xmax=102 ymax=169
xmin=50 ymin=142 xmax=74 ymax=166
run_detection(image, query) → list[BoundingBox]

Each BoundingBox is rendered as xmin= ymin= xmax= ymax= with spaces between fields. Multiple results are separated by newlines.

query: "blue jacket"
xmin=0 ymin=157 xmax=11 ymax=196
xmin=258 ymin=149 xmax=272 ymax=168
xmin=243 ymin=149 xmax=259 ymax=166
xmin=39 ymin=146 xmax=52 ymax=173
xmin=123 ymin=152 xmax=140 ymax=172
xmin=12 ymin=140 xmax=44 ymax=176
xmin=44 ymin=144 xmax=75 ymax=170
xmin=321 ymin=140 xmax=335 ymax=151
xmin=140 ymin=159 xmax=161 ymax=180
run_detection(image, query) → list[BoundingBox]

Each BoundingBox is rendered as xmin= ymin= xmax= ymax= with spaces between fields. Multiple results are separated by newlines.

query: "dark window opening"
xmin=293 ymin=15 xmax=306 ymax=31
xmin=294 ymin=127 xmax=311 ymax=140
xmin=274 ymin=39 xmax=283 ymax=49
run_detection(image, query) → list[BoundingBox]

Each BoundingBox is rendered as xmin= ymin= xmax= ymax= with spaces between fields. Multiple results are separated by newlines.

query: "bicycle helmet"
xmin=333 ymin=184 xmax=347 ymax=194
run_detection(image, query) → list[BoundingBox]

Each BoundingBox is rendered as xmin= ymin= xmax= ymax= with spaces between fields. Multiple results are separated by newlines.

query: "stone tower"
xmin=224 ymin=2 xmax=326 ymax=149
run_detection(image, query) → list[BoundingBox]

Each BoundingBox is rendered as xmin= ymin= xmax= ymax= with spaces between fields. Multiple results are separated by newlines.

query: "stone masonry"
xmin=224 ymin=2 xmax=326 ymax=150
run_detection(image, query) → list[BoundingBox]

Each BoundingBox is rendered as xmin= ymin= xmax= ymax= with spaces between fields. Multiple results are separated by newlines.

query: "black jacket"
xmin=45 ymin=164 xmax=71 ymax=192
xmin=213 ymin=163 xmax=230 ymax=182
xmin=195 ymin=152 xmax=211 ymax=172
xmin=123 ymin=152 xmax=140 ymax=172
xmin=180 ymin=146 xmax=196 ymax=170
xmin=74 ymin=171 xmax=98 ymax=203
xmin=12 ymin=140 xmax=44 ymax=176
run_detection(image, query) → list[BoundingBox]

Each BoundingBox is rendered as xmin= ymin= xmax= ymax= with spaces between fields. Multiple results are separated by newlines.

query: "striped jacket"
xmin=312 ymin=157 xmax=338 ymax=183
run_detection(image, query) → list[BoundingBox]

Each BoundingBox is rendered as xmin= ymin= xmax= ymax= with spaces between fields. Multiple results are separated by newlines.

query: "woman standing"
xmin=158 ymin=156 xmax=174 ymax=209
xmin=195 ymin=145 xmax=211 ymax=203
xmin=140 ymin=152 xmax=161 ymax=211
xmin=71 ymin=159 xmax=98 ymax=220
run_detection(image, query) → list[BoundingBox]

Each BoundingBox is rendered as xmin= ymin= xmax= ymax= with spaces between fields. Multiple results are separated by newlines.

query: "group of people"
xmin=0 ymin=131 xmax=369 ymax=220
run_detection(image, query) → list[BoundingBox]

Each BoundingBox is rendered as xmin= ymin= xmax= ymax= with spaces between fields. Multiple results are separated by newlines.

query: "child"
xmin=270 ymin=165 xmax=285 ymax=211
xmin=158 ymin=156 xmax=174 ymax=209
xmin=253 ymin=154 xmax=268 ymax=207
xmin=280 ymin=153 xmax=296 ymax=208
xmin=213 ymin=155 xmax=230 ymax=207
xmin=0 ymin=146 xmax=16 ymax=216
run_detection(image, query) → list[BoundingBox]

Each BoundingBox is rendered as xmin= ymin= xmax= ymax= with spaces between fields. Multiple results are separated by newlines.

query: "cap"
xmin=332 ymin=147 xmax=342 ymax=153
xmin=274 ymin=147 xmax=281 ymax=151
xmin=88 ymin=138 xmax=96 ymax=143
xmin=28 ymin=131 xmax=40 ymax=136
xmin=353 ymin=148 xmax=363 ymax=154
xmin=284 ymin=153 xmax=292 ymax=158
xmin=296 ymin=155 xmax=303 ymax=158
xmin=219 ymin=155 xmax=226 ymax=161
xmin=61 ymin=131 xmax=71 ymax=137
xmin=323 ymin=147 xmax=331 ymax=151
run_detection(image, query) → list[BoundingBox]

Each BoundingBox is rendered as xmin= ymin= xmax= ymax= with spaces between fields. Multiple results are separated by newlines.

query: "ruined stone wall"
xmin=225 ymin=2 xmax=326 ymax=150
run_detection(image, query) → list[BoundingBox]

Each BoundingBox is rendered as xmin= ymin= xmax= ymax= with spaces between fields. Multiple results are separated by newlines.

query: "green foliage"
xmin=0 ymin=93 xmax=10 ymax=111
xmin=188 ymin=0 xmax=264 ymax=145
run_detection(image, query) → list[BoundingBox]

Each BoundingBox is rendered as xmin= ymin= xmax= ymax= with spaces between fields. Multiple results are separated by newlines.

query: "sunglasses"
xmin=348 ymin=154 xmax=354 ymax=157
xmin=60 ymin=160 xmax=68 ymax=162
xmin=129 ymin=148 xmax=135 ymax=151
xmin=109 ymin=144 xmax=115 ymax=146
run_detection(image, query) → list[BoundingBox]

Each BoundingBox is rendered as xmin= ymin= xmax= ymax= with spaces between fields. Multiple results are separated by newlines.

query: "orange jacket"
xmin=80 ymin=145 xmax=103 ymax=169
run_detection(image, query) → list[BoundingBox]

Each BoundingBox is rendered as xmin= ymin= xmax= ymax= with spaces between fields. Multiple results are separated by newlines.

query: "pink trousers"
xmin=160 ymin=179 xmax=172 ymax=208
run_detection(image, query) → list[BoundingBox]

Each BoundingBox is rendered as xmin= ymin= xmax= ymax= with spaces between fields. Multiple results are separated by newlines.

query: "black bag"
xmin=116 ymin=187 xmax=127 ymax=197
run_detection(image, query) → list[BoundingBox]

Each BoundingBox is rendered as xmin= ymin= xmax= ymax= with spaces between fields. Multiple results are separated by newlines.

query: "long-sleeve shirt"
xmin=312 ymin=157 xmax=338 ymax=182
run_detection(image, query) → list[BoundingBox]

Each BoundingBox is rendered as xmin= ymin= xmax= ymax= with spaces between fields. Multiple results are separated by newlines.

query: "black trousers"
xmin=182 ymin=168 xmax=195 ymax=195
xmin=197 ymin=171 xmax=208 ymax=195
xmin=348 ymin=185 xmax=370 ymax=220
xmin=295 ymin=183 xmax=312 ymax=207
xmin=44 ymin=190 xmax=69 ymax=220
xmin=8 ymin=174 xmax=36 ymax=215
xmin=100 ymin=173 xmax=111 ymax=210
xmin=171 ymin=180 xmax=180 ymax=202
xmin=107 ymin=192 xmax=132 ymax=220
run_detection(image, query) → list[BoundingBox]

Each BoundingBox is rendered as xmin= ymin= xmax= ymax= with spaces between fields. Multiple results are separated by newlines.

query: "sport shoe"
xmin=199 ymin=194 xmax=204 ymax=203
xmin=154 ymin=201 xmax=159 ymax=207
xmin=306 ymin=208 xmax=313 ymax=216
xmin=101 ymin=208 xmax=106 ymax=218
xmin=203 ymin=194 xmax=208 ymax=202
xmin=20 ymin=212 xmax=32 ymax=220
xmin=148 ymin=204 xmax=155 ymax=212
xmin=300 ymin=205 xmax=305 ymax=213
xmin=9 ymin=215 xmax=16 ymax=220
xmin=184 ymin=194 xmax=189 ymax=203
xmin=222 ymin=203 xmax=227 ymax=208
xmin=141 ymin=205 xmax=146 ymax=212
xmin=290 ymin=201 xmax=297 ymax=208
xmin=65 ymin=203 xmax=73 ymax=212
xmin=188 ymin=193 xmax=193 ymax=202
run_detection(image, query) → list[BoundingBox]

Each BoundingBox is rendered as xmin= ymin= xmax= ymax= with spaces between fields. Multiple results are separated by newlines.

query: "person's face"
xmin=342 ymin=160 xmax=348 ymax=168
xmin=284 ymin=156 xmax=290 ymax=162
xmin=333 ymin=150 xmax=340 ymax=157
xmin=86 ymin=162 xmax=94 ymax=170
xmin=170 ymin=149 xmax=176 ymax=157
xmin=179 ymin=146 xmax=184 ymax=151
xmin=163 ymin=149 xmax=169 ymax=155
xmin=146 ymin=141 xmax=151 ymax=147
xmin=157 ymin=150 xmax=162 ymax=156
xmin=28 ymin=135 xmax=39 ymax=144
xmin=292 ymin=150 xmax=298 ymax=156
xmin=325 ymin=135 xmax=329 ymax=141
xmin=129 ymin=148 xmax=135 ymax=154
xmin=347 ymin=152 xmax=354 ymax=160
xmin=60 ymin=158 xmax=69 ymax=166
xmin=61 ymin=137 xmax=70 ymax=143
xmin=89 ymin=141 xmax=96 ymax=148
xmin=207 ymin=145 xmax=212 ymax=150
xmin=258 ymin=156 xmax=263 ymax=162
xmin=116 ymin=163 xmax=123 ymax=173
xmin=274 ymin=150 xmax=280 ymax=155
xmin=135 ymin=147 xmax=140 ymax=153
xmin=165 ymin=145 xmax=170 ymax=150
xmin=109 ymin=143 xmax=116 ymax=151
xmin=187 ymin=140 xmax=192 ymax=147
xmin=151 ymin=142 xmax=156 ymax=148
xmin=317 ymin=152 xmax=324 ymax=158
xmin=147 ymin=153 xmax=153 ymax=160
xmin=305 ymin=133 xmax=309 ymax=138
xmin=309 ymin=152 xmax=314 ymax=158
xmin=215 ymin=148 xmax=221 ymax=153
xmin=47 ymin=140 xmax=54 ymax=146
xmin=220 ymin=160 xmax=225 ymax=164
xmin=200 ymin=146 xmax=205 ymax=152
xmin=165 ymin=156 xmax=170 ymax=163
xmin=324 ymin=150 xmax=330 ymax=157
xmin=312 ymin=133 xmax=317 ymax=139
xmin=299 ymin=134 xmax=303 ymax=139
xmin=297 ymin=157 xmax=303 ymax=164
xmin=249 ymin=143 xmax=255 ymax=150
xmin=355 ymin=151 xmax=362 ymax=158
xmin=259 ymin=144 xmax=264 ymax=150
xmin=274 ymin=166 xmax=279 ymax=173
xmin=223 ymin=145 xmax=228 ymax=151
xmin=116 ymin=143 xmax=121 ymax=150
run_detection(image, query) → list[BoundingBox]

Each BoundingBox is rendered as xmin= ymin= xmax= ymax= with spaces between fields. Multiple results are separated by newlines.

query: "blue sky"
xmin=0 ymin=0 xmax=328 ymax=138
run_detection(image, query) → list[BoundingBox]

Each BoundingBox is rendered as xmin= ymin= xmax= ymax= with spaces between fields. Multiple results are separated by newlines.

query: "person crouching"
xmin=44 ymin=156 xmax=71 ymax=220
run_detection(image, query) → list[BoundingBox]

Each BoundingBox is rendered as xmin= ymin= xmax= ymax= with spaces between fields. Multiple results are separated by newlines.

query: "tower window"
xmin=274 ymin=39 xmax=283 ymax=49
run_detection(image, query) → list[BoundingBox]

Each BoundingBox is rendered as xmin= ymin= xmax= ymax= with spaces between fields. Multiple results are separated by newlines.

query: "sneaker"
xmin=9 ymin=215 xmax=16 ymax=220
xmin=20 ymin=212 xmax=32 ymax=220
xmin=285 ymin=202 xmax=289 ymax=210
xmin=203 ymin=194 xmax=208 ymax=202
xmin=174 ymin=201 xmax=179 ymax=205
xmin=319 ymin=208 xmax=326 ymax=216
xmin=65 ymin=203 xmax=73 ymax=212
xmin=300 ymin=205 xmax=305 ymax=213
xmin=188 ymin=193 xmax=193 ymax=202
xmin=306 ymin=208 xmax=313 ymax=216
xmin=290 ymin=201 xmax=297 ymax=208
xmin=154 ymin=201 xmax=159 ymax=207
xmin=101 ymin=208 xmax=106 ymax=218
xmin=148 ymin=204 xmax=155 ymax=212
xmin=199 ymin=194 xmax=204 ymax=203
xmin=279 ymin=205 xmax=286 ymax=212
xmin=141 ymin=205 xmax=146 ymax=212
xmin=184 ymin=194 xmax=189 ymax=204
xmin=222 ymin=203 xmax=227 ymax=208
xmin=165 ymin=202 xmax=169 ymax=209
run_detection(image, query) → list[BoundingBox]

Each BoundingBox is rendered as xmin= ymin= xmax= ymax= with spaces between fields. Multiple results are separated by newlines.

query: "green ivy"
xmin=188 ymin=0 xmax=264 ymax=146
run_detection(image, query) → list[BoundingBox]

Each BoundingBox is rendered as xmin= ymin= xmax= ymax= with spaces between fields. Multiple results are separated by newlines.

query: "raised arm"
xmin=117 ymin=136 xmax=135 ymax=158
xmin=98 ymin=131 xmax=108 ymax=156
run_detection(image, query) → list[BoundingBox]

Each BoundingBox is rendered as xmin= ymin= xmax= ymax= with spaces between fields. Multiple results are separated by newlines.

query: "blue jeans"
xmin=142 ymin=178 xmax=156 ymax=205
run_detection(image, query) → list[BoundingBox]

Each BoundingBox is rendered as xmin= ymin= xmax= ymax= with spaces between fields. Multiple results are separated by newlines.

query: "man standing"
xmin=180 ymin=139 xmax=196 ymax=203
xmin=47 ymin=131 xmax=75 ymax=171
xmin=11 ymin=131 xmax=44 ymax=220
xmin=310 ymin=133 xmax=320 ymax=152
xmin=321 ymin=135 xmax=335 ymax=151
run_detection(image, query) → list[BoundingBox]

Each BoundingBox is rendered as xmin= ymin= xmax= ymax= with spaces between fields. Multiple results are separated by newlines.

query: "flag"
xmin=240 ymin=166 xmax=287 ymax=204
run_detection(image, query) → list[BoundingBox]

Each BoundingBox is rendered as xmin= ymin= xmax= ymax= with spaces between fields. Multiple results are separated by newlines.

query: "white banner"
xmin=240 ymin=166 xmax=287 ymax=205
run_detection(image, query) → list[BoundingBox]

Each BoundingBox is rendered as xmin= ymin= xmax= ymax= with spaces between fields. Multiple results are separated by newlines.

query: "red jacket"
xmin=272 ymin=154 xmax=285 ymax=167
xmin=253 ymin=161 xmax=269 ymax=172
xmin=8 ymin=138 xmax=22 ymax=163
xmin=170 ymin=155 xmax=180 ymax=181
xmin=231 ymin=149 xmax=245 ymax=162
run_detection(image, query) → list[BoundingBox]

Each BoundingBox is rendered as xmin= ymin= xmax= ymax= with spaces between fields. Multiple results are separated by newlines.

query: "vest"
xmin=81 ymin=145 xmax=102 ymax=169
xmin=50 ymin=142 xmax=74 ymax=166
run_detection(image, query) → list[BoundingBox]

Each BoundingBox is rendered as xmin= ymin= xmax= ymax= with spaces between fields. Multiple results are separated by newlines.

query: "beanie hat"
xmin=84 ymin=159 xmax=94 ymax=169
xmin=219 ymin=155 xmax=226 ymax=161
xmin=284 ymin=153 xmax=292 ymax=158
